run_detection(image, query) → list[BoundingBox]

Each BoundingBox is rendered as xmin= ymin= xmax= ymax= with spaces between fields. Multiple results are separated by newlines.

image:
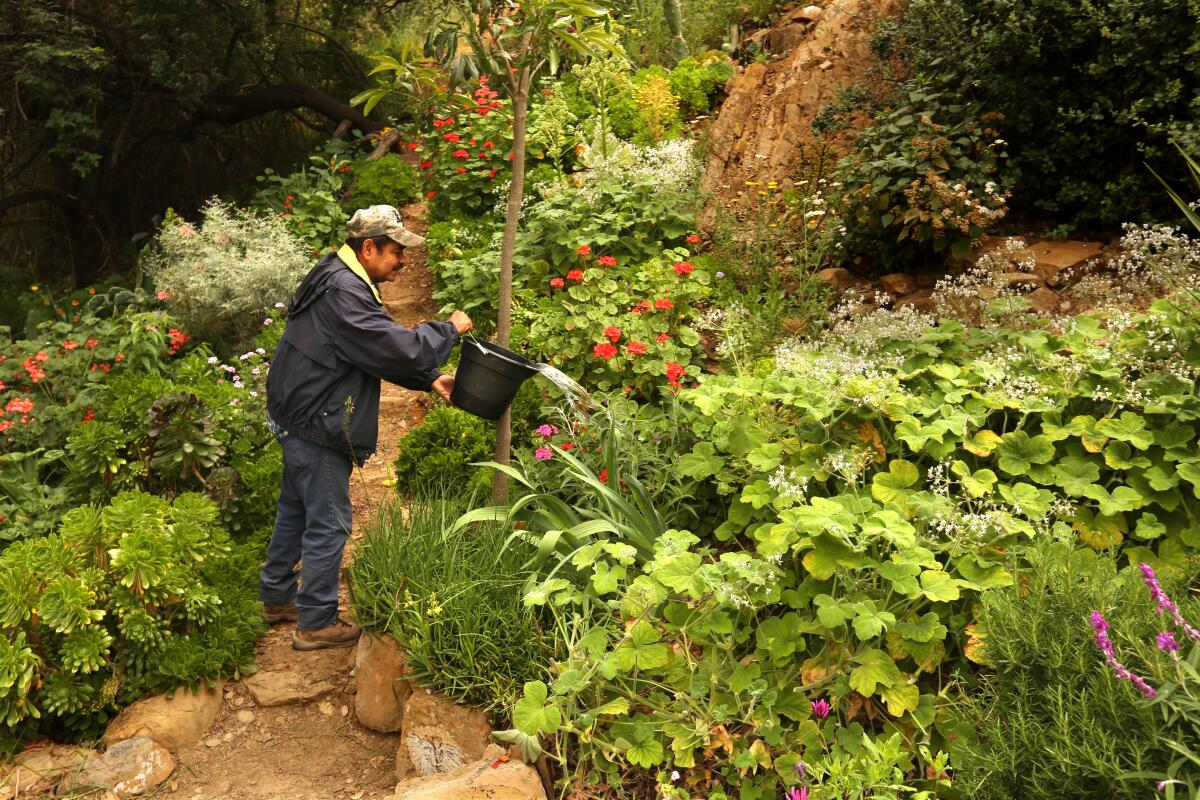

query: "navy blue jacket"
xmin=266 ymin=251 xmax=459 ymax=464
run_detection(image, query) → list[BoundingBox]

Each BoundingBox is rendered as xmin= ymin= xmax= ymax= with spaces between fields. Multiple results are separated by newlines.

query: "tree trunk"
xmin=663 ymin=0 xmax=688 ymax=64
xmin=490 ymin=68 xmax=532 ymax=506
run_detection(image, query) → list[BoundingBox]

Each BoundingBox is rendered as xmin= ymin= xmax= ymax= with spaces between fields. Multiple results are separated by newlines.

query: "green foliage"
xmin=249 ymin=138 xmax=358 ymax=253
xmin=666 ymin=52 xmax=735 ymax=115
xmin=0 ymin=491 xmax=262 ymax=741
xmin=832 ymin=85 xmax=1008 ymax=267
xmin=347 ymin=491 xmax=552 ymax=717
xmin=392 ymin=384 xmax=541 ymax=497
xmin=610 ymin=66 xmax=683 ymax=144
xmin=949 ymin=544 xmax=1194 ymax=799
xmin=889 ymin=0 xmax=1200 ymax=229
xmin=421 ymin=77 xmax=514 ymax=219
xmin=345 ymin=154 xmax=423 ymax=210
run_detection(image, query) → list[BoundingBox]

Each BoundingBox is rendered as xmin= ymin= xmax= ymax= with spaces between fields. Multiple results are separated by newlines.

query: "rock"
xmin=355 ymin=632 xmax=414 ymax=733
xmin=390 ymin=745 xmax=545 ymax=800
xmin=879 ymin=272 xmax=918 ymax=297
xmin=236 ymin=710 xmax=256 ymax=724
xmin=817 ymin=266 xmax=855 ymax=292
xmin=1027 ymin=286 xmax=1062 ymax=314
xmin=893 ymin=288 xmax=936 ymax=313
xmin=767 ymin=23 xmax=812 ymax=53
xmin=0 ymin=744 xmax=93 ymax=795
xmin=243 ymin=647 xmax=354 ymax=707
xmin=73 ymin=737 xmax=174 ymax=797
xmin=1030 ymin=241 xmax=1104 ymax=285
xmin=104 ymin=683 xmax=223 ymax=752
xmin=798 ymin=4 xmax=824 ymax=21
xmin=818 ymin=59 xmax=834 ymax=70
xmin=204 ymin=737 xmax=221 ymax=748
xmin=396 ymin=691 xmax=492 ymax=780
xmin=999 ymin=272 xmax=1042 ymax=289
xmin=914 ymin=267 xmax=941 ymax=290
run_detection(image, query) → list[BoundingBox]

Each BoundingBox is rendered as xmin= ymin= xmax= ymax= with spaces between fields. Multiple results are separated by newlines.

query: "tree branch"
xmin=194 ymin=80 xmax=397 ymax=132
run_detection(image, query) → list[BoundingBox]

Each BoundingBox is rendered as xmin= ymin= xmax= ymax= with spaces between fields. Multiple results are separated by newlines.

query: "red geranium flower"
xmin=62 ymin=339 xmax=78 ymax=350
xmin=549 ymin=277 xmax=565 ymax=289
xmin=566 ymin=269 xmax=584 ymax=282
xmin=657 ymin=332 xmax=670 ymax=344
xmin=597 ymin=255 xmax=617 ymax=267
xmin=577 ymin=244 xmax=591 ymax=256
xmin=483 ymin=140 xmax=494 ymax=148
xmin=592 ymin=342 xmax=619 ymax=360
xmin=673 ymin=261 xmax=695 ymax=275
xmin=560 ymin=442 xmax=576 ymax=451
xmin=85 ymin=338 xmax=99 ymax=349
xmin=455 ymin=167 xmax=467 ymax=173
xmin=603 ymin=326 xmax=622 ymax=343
xmin=665 ymin=361 xmax=686 ymax=387
xmin=598 ymin=468 xmax=608 ymax=484
xmin=419 ymin=160 xmax=432 ymax=169
xmin=686 ymin=233 xmax=702 ymax=243
xmin=631 ymin=300 xmax=651 ymax=314
xmin=626 ymin=340 xmax=648 ymax=355
xmin=82 ymin=408 xmax=96 ymax=422
xmin=655 ymin=298 xmax=675 ymax=310
xmin=427 ymin=191 xmax=437 ymax=198
xmin=452 ymin=149 xmax=470 ymax=159
xmin=443 ymin=133 xmax=461 ymax=143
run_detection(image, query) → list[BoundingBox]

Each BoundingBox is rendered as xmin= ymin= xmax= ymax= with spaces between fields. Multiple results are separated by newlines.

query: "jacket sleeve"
xmin=325 ymin=281 xmax=459 ymax=391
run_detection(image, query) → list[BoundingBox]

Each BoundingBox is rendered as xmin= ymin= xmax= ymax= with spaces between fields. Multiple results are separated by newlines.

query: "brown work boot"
xmin=292 ymin=618 xmax=361 ymax=651
xmin=262 ymin=603 xmax=299 ymax=625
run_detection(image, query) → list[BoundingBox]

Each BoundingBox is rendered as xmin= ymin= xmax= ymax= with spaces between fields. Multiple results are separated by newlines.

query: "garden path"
xmin=155 ymin=202 xmax=439 ymax=800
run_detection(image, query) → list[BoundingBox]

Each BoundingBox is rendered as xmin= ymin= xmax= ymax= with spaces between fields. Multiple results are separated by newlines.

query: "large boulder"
xmin=395 ymin=690 xmax=492 ymax=779
xmin=390 ymin=744 xmax=545 ymax=800
xmin=72 ymin=737 xmax=174 ymax=797
xmin=355 ymin=632 xmax=414 ymax=732
xmin=104 ymin=682 xmax=223 ymax=751
xmin=0 ymin=744 xmax=92 ymax=796
xmin=1029 ymin=241 xmax=1104 ymax=286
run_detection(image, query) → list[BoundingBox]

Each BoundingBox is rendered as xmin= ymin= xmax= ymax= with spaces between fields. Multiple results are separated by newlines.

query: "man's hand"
xmin=432 ymin=374 xmax=454 ymax=403
xmin=449 ymin=310 xmax=473 ymax=335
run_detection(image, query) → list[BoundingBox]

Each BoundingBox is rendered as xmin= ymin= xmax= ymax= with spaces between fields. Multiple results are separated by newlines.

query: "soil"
xmin=154 ymin=200 xmax=443 ymax=800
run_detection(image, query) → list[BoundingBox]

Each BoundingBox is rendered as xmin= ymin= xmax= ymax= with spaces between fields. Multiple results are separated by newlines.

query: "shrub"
xmin=249 ymin=138 xmax=356 ymax=252
xmin=421 ymin=76 xmax=513 ymax=219
xmin=832 ymin=84 xmax=1008 ymax=267
xmin=347 ymin=491 xmax=551 ymax=717
xmin=344 ymin=153 xmax=422 ymax=210
xmin=144 ymin=200 xmax=311 ymax=352
xmin=0 ymin=491 xmax=262 ymax=743
xmin=667 ymin=52 xmax=736 ymax=115
xmin=610 ymin=66 xmax=683 ymax=145
xmin=888 ymin=0 xmax=1200 ymax=229
xmin=949 ymin=543 xmax=1193 ymax=799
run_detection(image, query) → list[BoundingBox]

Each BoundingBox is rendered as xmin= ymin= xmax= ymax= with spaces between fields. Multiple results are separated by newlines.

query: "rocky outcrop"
xmin=355 ymin=632 xmax=414 ymax=733
xmin=390 ymin=744 xmax=545 ymax=800
xmin=104 ymin=683 xmax=223 ymax=751
xmin=243 ymin=645 xmax=355 ymax=706
xmin=73 ymin=737 xmax=174 ymax=797
xmin=702 ymin=0 xmax=907 ymax=205
xmin=395 ymin=690 xmax=492 ymax=780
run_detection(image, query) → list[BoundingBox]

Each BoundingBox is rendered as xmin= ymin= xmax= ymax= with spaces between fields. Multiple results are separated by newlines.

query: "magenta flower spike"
xmin=811 ymin=698 xmax=831 ymax=718
xmin=1139 ymin=563 xmax=1200 ymax=641
xmin=1089 ymin=611 xmax=1157 ymax=698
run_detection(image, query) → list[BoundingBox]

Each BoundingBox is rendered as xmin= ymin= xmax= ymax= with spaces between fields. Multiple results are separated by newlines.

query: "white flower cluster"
xmin=580 ymin=137 xmax=702 ymax=199
xmin=767 ymin=465 xmax=810 ymax=502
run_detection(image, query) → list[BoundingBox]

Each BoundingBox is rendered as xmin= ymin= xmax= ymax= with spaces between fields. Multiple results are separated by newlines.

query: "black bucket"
xmin=451 ymin=338 xmax=540 ymax=421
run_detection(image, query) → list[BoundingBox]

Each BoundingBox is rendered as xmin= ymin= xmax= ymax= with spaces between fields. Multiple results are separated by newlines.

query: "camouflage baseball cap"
xmin=345 ymin=205 xmax=424 ymax=247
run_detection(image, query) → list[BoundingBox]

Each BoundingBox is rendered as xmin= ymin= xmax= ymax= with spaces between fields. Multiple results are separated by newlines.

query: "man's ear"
xmin=360 ymin=238 xmax=376 ymax=260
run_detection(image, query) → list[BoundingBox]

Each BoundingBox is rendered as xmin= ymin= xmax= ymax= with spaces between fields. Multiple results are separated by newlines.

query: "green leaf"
xmin=852 ymin=604 xmax=897 ymax=640
xmin=998 ymin=482 xmax=1054 ymax=518
xmin=871 ymin=459 xmax=921 ymax=507
xmin=879 ymin=682 xmax=921 ymax=717
xmin=1081 ymin=484 xmax=1147 ymax=516
xmin=677 ymin=442 xmax=724 ymax=479
xmin=1095 ymin=412 xmax=1155 ymax=449
xmin=919 ymin=570 xmax=961 ymax=602
xmin=962 ymin=429 xmax=1003 ymax=456
xmin=894 ymin=612 xmax=947 ymax=643
xmin=615 ymin=620 xmax=670 ymax=672
xmin=1135 ymin=512 xmax=1167 ymax=540
xmin=1053 ymin=454 xmax=1101 ymax=496
xmin=849 ymin=648 xmax=904 ymax=696
xmin=513 ymin=681 xmax=562 ymax=736
xmin=951 ymin=461 xmax=997 ymax=497
xmin=625 ymin=737 xmax=665 ymax=768
xmin=490 ymin=728 xmax=543 ymax=762
xmin=995 ymin=431 xmax=1056 ymax=475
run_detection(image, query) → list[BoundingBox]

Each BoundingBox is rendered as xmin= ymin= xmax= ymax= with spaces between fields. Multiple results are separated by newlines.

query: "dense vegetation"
xmin=4 ymin=2 xmax=1200 ymax=799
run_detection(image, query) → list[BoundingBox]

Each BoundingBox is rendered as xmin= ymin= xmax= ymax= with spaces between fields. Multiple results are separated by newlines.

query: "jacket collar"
xmin=336 ymin=244 xmax=382 ymax=304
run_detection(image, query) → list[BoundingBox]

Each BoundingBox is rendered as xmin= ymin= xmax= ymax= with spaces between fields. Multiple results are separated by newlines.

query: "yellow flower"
xmin=767 ymin=181 xmax=778 ymax=189
xmin=807 ymin=219 xmax=819 ymax=228
xmin=30 ymin=285 xmax=38 ymax=291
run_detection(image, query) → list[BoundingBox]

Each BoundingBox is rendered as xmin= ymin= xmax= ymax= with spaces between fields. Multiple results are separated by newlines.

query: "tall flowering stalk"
xmin=1140 ymin=562 xmax=1200 ymax=644
xmin=1089 ymin=611 xmax=1157 ymax=698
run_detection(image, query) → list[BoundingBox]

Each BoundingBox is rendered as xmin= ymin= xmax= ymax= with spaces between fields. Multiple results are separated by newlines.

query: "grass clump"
xmin=347 ymin=490 xmax=552 ymax=718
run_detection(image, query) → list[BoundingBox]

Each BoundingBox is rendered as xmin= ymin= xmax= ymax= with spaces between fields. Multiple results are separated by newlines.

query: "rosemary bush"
xmin=347 ymin=490 xmax=552 ymax=718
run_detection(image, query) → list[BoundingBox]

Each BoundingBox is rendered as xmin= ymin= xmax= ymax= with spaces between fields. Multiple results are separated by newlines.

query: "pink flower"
xmin=785 ymin=788 xmax=807 ymax=800
xmin=156 ymin=290 xmax=171 ymax=300
xmin=534 ymin=446 xmax=553 ymax=461
xmin=811 ymin=698 xmax=831 ymax=719
xmin=593 ymin=342 xmax=618 ymax=360
xmin=673 ymin=261 xmax=695 ymax=275
xmin=597 ymin=255 xmax=617 ymax=267
xmin=535 ymin=424 xmax=559 ymax=438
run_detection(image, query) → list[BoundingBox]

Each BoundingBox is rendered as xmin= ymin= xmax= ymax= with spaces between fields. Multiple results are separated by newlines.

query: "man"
xmin=261 ymin=205 xmax=472 ymax=650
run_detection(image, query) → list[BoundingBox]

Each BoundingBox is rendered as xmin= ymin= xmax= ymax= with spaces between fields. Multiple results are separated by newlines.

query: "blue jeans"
xmin=259 ymin=426 xmax=353 ymax=631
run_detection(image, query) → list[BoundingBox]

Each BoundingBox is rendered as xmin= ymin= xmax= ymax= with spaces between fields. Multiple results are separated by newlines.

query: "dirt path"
xmin=158 ymin=202 xmax=440 ymax=800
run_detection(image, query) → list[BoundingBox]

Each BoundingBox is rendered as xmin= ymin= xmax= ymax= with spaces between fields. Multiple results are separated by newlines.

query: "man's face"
xmin=359 ymin=239 xmax=407 ymax=283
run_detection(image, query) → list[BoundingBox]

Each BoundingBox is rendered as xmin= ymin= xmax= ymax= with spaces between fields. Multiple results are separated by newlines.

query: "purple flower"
xmin=793 ymin=761 xmax=807 ymax=777
xmin=811 ymin=698 xmax=831 ymax=719
xmin=1139 ymin=562 xmax=1200 ymax=641
xmin=715 ymin=271 xmax=725 ymax=278
xmin=785 ymin=787 xmax=808 ymax=800
xmin=1157 ymin=631 xmax=1180 ymax=653
xmin=535 ymin=423 xmax=559 ymax=438
xmin=534 ymin=446 xmax=553 ymax=461
xmin=1089 ymin=611 xmax=1157 ymax=698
